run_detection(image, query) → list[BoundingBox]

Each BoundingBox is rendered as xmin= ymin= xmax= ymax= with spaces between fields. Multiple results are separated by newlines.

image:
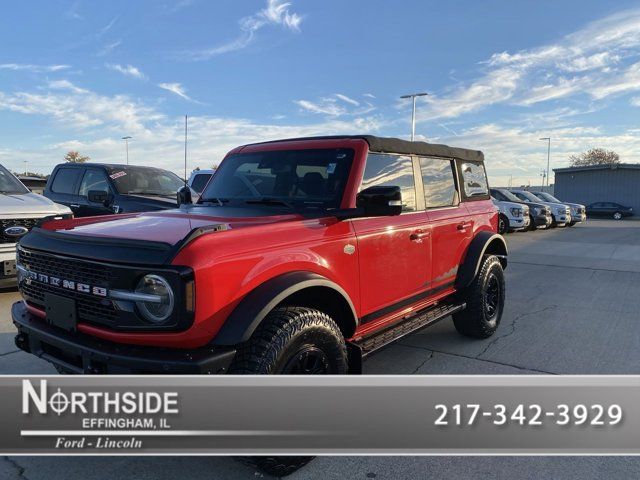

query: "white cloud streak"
xmin=187 ymin=0 xmax=302 ymax=60
xmin=158 ymin=82 xmax=196 ymax=102
xmin=106 ymin=63 xmax=147 ymax=80
xmin=0 ymin=64 xmax=69 ymax=72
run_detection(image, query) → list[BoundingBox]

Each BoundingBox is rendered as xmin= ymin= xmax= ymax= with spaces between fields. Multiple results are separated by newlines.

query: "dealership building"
xmin=553 ymin=164 xmax=640 ymax=211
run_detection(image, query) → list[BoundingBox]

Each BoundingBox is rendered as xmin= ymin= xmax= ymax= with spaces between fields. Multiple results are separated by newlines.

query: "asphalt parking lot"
xmin=1 ymin=219 xmax=640 ymax=478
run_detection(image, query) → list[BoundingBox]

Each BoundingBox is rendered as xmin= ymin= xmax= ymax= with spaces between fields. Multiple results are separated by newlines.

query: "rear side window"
xmin=79 ymin=169 xmax=110 ymax=196
xmin=51 ymin=168 xmax=82 ymax=194
xmin=362 ymin=153 xmax=416 ymax=212
xmin=459 ymin=162 xmax=488 ymax=198
xmin=419 ymin=157 xmax=457 ymax=208
xmin=190 ymin=173 xmax=213 ymax=193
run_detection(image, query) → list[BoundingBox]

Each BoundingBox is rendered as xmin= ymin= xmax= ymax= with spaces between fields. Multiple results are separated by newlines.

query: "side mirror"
xmin=356 ymin=186 xmax=403 ymax=216
xmin=177 ymin=185 xmax=192 ymax=207
xmin=88 ymin=190 xmax=111 ymax=206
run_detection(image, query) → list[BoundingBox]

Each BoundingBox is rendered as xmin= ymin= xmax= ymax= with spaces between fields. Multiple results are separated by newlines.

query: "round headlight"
xmin=135 ymin=275 xmax=174 ymax=323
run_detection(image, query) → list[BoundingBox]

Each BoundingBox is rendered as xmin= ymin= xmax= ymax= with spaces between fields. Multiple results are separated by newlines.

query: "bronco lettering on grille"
xmin=20 ymin=267 xmax=108 ymax=298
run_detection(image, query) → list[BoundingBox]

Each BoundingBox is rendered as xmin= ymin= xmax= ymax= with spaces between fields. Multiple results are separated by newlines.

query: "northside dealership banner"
xmin=3 ymin=375 xmax=640 ymax=455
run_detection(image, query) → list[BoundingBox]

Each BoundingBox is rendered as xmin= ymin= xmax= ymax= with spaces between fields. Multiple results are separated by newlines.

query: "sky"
xmin=1 ymin=0 xmax=640 ymax=187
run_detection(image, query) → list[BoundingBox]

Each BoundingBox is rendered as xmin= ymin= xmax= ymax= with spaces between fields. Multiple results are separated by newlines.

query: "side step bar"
xmin=354 ymin=301 xmax=466 ymax=357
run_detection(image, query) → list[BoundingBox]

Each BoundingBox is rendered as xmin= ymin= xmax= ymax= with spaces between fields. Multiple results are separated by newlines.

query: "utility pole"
xmin=122 ymin=136 xmax=132 ymax=165
xmin=184 ymin=115 xmax=188 ymax=185
xmin=23 ymin=160 xmax=28 ymax=176
xmin=400 ymin=92 xmax=429 ymax=141
xmin=539 ymin=137 xmax=551 ymax=187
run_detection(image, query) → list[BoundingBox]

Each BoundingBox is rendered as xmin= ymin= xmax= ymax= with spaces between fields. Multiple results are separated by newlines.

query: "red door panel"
xmin=427 ymin=206 xmax=472 ymax=289
xmin=352 ymin=212 xmax=431 ymax=318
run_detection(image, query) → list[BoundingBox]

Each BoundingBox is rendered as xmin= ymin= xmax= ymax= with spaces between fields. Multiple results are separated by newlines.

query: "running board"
xmin=354 ymin=301 xmax=466 ymax=357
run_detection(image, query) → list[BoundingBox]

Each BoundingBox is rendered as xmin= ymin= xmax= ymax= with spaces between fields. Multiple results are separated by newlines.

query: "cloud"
xmin=187 ymin=0 xmax=302 ymax=60
xmin=47 ymin=79 xmax=89 ymax=94
xmin=418 ymin=8 xmax=640 ymax=121
xmin=98 ymin=17 xmax=119 ymax=38
xmin=295 ymin=94 xmax=376 ymax=116
xmin=0 ymin=64 xmax=69 ymax=72
xmin=158 ymin=82 xmax=197 ymax=102
xmin=106 ymin=64 xmax=147 ymax=80
xmin=97 ymin=40 xmax=122 ymax=57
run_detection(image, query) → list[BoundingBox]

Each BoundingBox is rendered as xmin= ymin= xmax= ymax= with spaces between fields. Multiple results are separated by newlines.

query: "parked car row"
xmin=490 ymin=187 xmax=586 ymax=234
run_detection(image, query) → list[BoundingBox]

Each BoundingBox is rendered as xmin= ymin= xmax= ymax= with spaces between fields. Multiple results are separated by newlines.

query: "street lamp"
xmin=400 ymin=92 xmax=429 ymax=141
xmin=122 ymin=136 xmax=132 ymax=165
xmin=539 ymin=137 xmax=551 ymax=187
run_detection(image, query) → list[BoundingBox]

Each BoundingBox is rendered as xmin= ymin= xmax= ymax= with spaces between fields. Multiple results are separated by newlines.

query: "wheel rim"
xmin=281 ymin=346 xmax=331 ymax=374
xmin=614 ymin=212 xmax=622 ymax=220
xmin=484 ymin=274 xmax=500 ymax=318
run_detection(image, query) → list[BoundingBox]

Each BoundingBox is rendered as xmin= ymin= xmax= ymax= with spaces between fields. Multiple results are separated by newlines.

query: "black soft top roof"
xmin=244 ymin=135 xmax=484 ymax=163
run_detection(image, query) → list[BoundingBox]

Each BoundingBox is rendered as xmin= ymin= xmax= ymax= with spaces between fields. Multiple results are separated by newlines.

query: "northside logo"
xmin=22 ymin=380 xmax=180 ymax=416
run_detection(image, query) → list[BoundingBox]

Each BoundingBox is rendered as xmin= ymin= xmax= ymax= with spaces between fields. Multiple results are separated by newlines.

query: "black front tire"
xmin=498 ymin=214 xmax=509 ymax=235
xmin=613 ymin=212 xmax=623 ymax=220
xmin=528 ymin=215 xmax=537 ymax=231
xmin=452 ymin=255 xmax=505 ymax=339
xmin=230 ymin=306 xmax=347 ymax=477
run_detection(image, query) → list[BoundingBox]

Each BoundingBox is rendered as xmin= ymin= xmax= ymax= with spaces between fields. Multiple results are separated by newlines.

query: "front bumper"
xmin=532 ymin=214 xmax=552 ymax=228
xmin=12 ymin=301 xmax=236 ymax=374
xmin=507 ymin=216 xmax=529 ymax=231
xmin=0 ymin=247 xmax=17 ymax=287
xmin=553 ymin=213 xmax=570 ymax=225
xmin=571 ymin=213 xmax=586 ymax=223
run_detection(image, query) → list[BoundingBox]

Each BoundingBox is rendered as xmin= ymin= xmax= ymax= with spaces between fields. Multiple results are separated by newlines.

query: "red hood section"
xmin=49 ymin=210 xmax=303 ymax=245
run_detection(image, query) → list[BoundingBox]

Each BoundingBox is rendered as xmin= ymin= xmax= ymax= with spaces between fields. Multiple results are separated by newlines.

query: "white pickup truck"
xmin=0 ymin=165 xmax=72 ymax=288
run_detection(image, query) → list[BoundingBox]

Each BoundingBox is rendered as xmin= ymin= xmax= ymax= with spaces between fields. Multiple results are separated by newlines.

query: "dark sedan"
xmin=586 ymin=202 xmax=633 ymax=220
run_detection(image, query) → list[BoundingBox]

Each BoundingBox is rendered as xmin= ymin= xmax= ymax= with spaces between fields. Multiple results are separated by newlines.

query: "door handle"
xmin=70 ymin=204 xmax=80 ymax=209
xmin=410 ymin=229 xmax=431 ymax=241
xmin=457 ymin=221 xmax=472 ymax=230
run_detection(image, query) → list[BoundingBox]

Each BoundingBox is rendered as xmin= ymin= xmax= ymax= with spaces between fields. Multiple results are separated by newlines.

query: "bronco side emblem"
xmin=343 ymin=244 xmax=355 ymax=255
xmin=4 ymin=226 xmax=29 ymax=237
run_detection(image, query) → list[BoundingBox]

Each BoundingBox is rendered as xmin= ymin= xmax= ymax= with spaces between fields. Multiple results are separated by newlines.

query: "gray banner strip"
xmin=2 ymin=375 xmax=640 ymax=454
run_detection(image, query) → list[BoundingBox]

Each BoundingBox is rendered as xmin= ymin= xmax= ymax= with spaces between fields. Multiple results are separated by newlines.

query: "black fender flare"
xmin=455 ymin=231 xmax=508 ymax=289
xmin=212 ymin=271 xmax=358 ymax=346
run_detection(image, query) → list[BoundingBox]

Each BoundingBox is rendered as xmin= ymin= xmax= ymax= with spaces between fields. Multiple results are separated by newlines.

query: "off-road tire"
xmin=498 ymin=214 xmax=509 ymax=235
xmin=452 ymin=255 xmax=505 ymax=339
xmin=236 ymin=456 xmax=314 ymax=478
xmin=230 ymin=306 xmax=348 ymax=477
xmin=228 ymin=306 xmax=348 ymax=374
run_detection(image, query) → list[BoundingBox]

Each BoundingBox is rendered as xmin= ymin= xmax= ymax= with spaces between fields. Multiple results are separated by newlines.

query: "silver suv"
xmin=529 ymin=191 xmax=586 ymax=226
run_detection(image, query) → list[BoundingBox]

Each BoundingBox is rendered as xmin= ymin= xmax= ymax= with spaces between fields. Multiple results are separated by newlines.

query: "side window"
xmin=361 ymin=153 xmax=416 ymax=212
xmin=190 ymin=173 xmax=212 ymax=193
xmin=419 ymin=157 xmax=457 ymax=208
xmin=459 ymin=162 xmax=489 ymax=198
xmin=79 ymin=170 xmax=110 ymax=197
xmin=51 ymin=168 xmax=82 ymax=194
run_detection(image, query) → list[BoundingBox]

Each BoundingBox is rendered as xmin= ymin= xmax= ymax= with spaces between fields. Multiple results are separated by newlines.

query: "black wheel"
xmin=613 ymin=212 xmax=623 ymax=220
xmin=236 ymin=456 xmax=314 ymax=478
xmin=567 ymin=221 xmax=575 ymax=227
xmin=452 ymin=255 xmax=505 ymax=338
xmin=550 ymin=215 xmax=558 ymax=228
xmin=230 ymin=306 xmax=347 ymax=477
xmin=497 ymin=214 xmax=509 ymax=235
xmin=528 ymin=215 xmax=537 ymax=231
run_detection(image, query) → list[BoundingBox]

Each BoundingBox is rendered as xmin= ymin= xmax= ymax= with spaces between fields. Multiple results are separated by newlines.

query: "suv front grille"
xmin=0 ymin=218 xmax=39 ymax=244
xmin=17 ymin=248 xmax=119 ymax=324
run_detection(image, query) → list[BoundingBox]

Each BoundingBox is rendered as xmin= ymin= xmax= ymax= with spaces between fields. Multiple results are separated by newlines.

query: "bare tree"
xmin=64 ymin=151 xmax=90 ymax=163
xmin=569 ymin=148 xmax=620 ymax=167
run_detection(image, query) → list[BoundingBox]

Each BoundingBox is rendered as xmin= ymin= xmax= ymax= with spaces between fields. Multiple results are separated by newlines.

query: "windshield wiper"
xmin=245 ymin=197 xmax=296 ymax=210
xmin=201 ymin=197 xmax=230 ymax=206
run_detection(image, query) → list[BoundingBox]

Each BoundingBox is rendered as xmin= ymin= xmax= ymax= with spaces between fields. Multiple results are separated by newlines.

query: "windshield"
xmin=107 ymin=166 xmax=185 ymax=196
xmin=495 ymin=189 xmax=522 ymax=203
xmin=200 ymin=148 xmax=354 ymax=212
xmin=514 ymin=191 xmax=543 ymax=203
xmin=0 ymin=165 xmax=29 ymax=194
xmin=535 ymin=192 xmax=561 ymax=203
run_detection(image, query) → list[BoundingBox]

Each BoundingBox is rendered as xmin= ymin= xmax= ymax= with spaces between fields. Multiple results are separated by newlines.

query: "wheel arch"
xmin=455 ymin=231 xmax=508 ymax=290
xmin=211 ymin=271 xmax=358 ymax=345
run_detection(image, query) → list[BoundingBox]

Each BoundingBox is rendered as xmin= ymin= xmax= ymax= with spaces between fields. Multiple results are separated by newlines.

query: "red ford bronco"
xmin=13 ymin=135 xmax=506 ymax=377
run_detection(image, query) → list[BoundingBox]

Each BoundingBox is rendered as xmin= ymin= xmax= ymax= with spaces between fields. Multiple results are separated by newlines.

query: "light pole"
xmin=539 ymin=137 xmax=551 ymax=187
xmin=122 ymin=136 xmax=132 ymax=165
xmin=400 ymin=92 xmax=428 ymax=141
